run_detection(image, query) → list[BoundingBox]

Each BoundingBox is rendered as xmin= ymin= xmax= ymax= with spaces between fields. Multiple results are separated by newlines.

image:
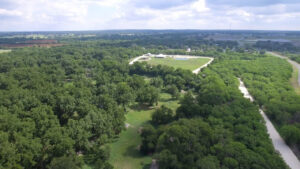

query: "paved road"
xmin=238 ymin=78 xmax=300 ymax=169
xmin=268 ymin=52 xmax=300 ymax=85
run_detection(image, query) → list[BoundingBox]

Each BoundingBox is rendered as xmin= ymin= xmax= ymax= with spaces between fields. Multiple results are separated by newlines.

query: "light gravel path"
xmin=129 ymin=55 xmax=148 ymax=65
xmin=268 ymin=52 xmax=300 ymax=86
xmin=192 ymin=57 xmax=214 ymax=74
xmin=238 ymin=78 xmax=300 ymax=169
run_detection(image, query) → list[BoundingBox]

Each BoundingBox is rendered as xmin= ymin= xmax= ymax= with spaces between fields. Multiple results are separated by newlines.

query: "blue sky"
xmin=0 ymin=0 xmax=299 ymax=31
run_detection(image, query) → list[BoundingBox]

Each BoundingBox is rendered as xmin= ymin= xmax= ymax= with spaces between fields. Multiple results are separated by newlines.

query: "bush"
xmin=151 ymin=105 xmax=173 ymax=125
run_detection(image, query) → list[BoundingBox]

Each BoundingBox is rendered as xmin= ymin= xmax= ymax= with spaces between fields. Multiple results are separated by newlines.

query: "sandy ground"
xmin=238 ymin=78 xmax=300 ymax=169
xmin=129 ymin=54 xmax=214 ymax=74
xmin=268 ymin=52 xmax=300 ymax=86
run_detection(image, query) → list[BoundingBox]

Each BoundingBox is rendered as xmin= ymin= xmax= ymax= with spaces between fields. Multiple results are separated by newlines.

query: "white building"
xmin=145 ymin=53 xmax=153 ymax=56
xmin=155 ymin=54 xmax=166 ymax=58
xmin=187 ymin=48 xmax=191 ymax=52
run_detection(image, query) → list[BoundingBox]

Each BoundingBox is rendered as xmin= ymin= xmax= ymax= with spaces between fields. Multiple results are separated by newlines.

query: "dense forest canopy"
xmin=0 ymin=31 xmax=299 ymax=169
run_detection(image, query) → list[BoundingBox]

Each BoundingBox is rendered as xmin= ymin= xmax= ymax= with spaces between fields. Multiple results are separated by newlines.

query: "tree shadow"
xmin=123 ymin=144 xmax=143 ymax=158
xmin=142 ymin=164 xmax=151 ymax=169
xmin=159 ymin=96 xmax=172 ymax=102
xmin=130 ymin=103 xmax=154 ymax=111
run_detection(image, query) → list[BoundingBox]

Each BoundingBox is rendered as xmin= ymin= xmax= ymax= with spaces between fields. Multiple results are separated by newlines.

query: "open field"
xmin=109 ymin=93 xmax=180 ymax=169
xmin=146 ymin=57 xmax=211 ymax=71
xmin=0 ymin=49 xmax=11 ymax=53
xmin=290 ymin=65 xmax=300 ymax=94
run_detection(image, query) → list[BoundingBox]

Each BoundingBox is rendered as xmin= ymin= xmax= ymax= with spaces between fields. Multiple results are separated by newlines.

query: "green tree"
xmin=115 ymin=82 xmax=135 ymax=109
xmin=151 ymin=105 xmax=173 ymax=125
xmin=166 ymin=85 xmax=180 ymax=99
xmin=137 ymin=86 xmax=160 ymax=106
xmin=280 ymin=125 xmax=300 ymax=145
xmin=140 ymin=125 xmax=157 ymax=154
xmin=48 ymin=155 xmax=82 ymax=169
xmin=150 ymin=77 xmax=164 ymax=88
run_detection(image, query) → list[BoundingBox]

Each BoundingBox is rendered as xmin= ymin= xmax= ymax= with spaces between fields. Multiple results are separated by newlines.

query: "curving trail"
xmin=129 ymin=54 xmax=214 ymax=73
xmin=192 ymin=57 xmax=214 ymax=74
xmin=238 ymin=78 xmax=300 ymax=169
xmin=129 ymin=55 xmax=149 ymax=65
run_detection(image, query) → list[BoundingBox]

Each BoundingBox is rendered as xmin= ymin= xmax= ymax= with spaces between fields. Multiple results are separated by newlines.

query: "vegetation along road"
xmin=268 ymin=52 xmax=300 ymax=85
xmin=238 ymin=78 xmax=300 ymax=169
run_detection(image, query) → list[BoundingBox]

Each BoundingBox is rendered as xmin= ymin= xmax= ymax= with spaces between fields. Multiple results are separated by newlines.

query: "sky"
xmin=0 ymin=0 xmax=300 ymax=31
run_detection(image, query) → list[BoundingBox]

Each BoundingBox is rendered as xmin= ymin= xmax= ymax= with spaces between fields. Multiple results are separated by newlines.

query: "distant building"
xmin=155 ymin=54 xmax=166 ymax=58
xmin=145 ymin=53 xmax=153 ymax=56
xmin=187 ymin=48 xmax=191 ymax=52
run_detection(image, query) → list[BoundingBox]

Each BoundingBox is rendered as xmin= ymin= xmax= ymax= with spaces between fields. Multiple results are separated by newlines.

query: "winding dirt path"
xmin=238 ymin=78 xmax=300 ymax=169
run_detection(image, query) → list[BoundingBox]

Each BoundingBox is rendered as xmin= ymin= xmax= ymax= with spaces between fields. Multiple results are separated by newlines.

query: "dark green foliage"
xmin=280 ymin=125 xmax=300 ymax=145
xmin=197 ymin=76 xmax=230 ymax=105
xmin=48 ymin=155 xmax=82 ymax=169
xmin=140 ymin=125 xmax=158 ymax=154
xmin=151 ymin=105 xmax=173 ymax=125
xmin=136 ymin=85 xmax=160 ymax=106
xmin=0 ymin=45 xmax=148 ymax=168
xmin=115 ymin=82 xmax=135 ymax=108
xmin=150 ymin=77 xmax=164 ymax=88
xmin=254 ymin=40 xmax=298 ymax=52
xmin=197 ymin=156 xmax=220 ymax=169
xmin=165 ymin=85 xmax=180 ymax=99
xmin=206 ymin=52 xmax=300 ymax=152
xmin=140 ymin=58 xmax=289 ymax=169
xmin=0 ymin=32 xmax=297 ymax=169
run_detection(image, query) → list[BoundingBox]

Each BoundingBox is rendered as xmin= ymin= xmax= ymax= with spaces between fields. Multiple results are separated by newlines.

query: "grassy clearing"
xmin=0 ymin=49 xmax=11 ymax=53
xmin=290 ymin=65 xmax=300 ymax=95
xmin=109 ymin=93 xmax=180 ymax=169
xmin=146 ymin=57 xmax=211 ymax=71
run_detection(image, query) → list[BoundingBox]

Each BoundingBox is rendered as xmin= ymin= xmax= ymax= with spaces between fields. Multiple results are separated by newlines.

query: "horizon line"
xmin=0 ymin=28 xmax=300 ymax=33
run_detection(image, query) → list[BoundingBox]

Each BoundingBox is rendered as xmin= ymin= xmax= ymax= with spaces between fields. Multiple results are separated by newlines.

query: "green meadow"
xmin=109 ymin=93 xmax=180 ymax=169
xmin=146 ymin=57 xmax=211 ymax=71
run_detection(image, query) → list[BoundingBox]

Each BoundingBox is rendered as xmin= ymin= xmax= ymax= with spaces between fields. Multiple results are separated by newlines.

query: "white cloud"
xmin=0 ymin=0 xmax=300 ymax=31
xmin=192 ymin=0 xmax=209 ymax=12
xmin=0 ymin=8 xmax=22 ymax=16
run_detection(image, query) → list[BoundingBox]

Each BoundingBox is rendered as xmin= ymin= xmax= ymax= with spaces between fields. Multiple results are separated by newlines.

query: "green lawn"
xmin=109 ymin=93 xmax=180 ymax=169
xmin=290 ymin=65 xmax=300 ymax=95
xmin=0 ymin=49 xmax=11 ymax=53
xmin=146 ymin=57 xmax=211 ymax=71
